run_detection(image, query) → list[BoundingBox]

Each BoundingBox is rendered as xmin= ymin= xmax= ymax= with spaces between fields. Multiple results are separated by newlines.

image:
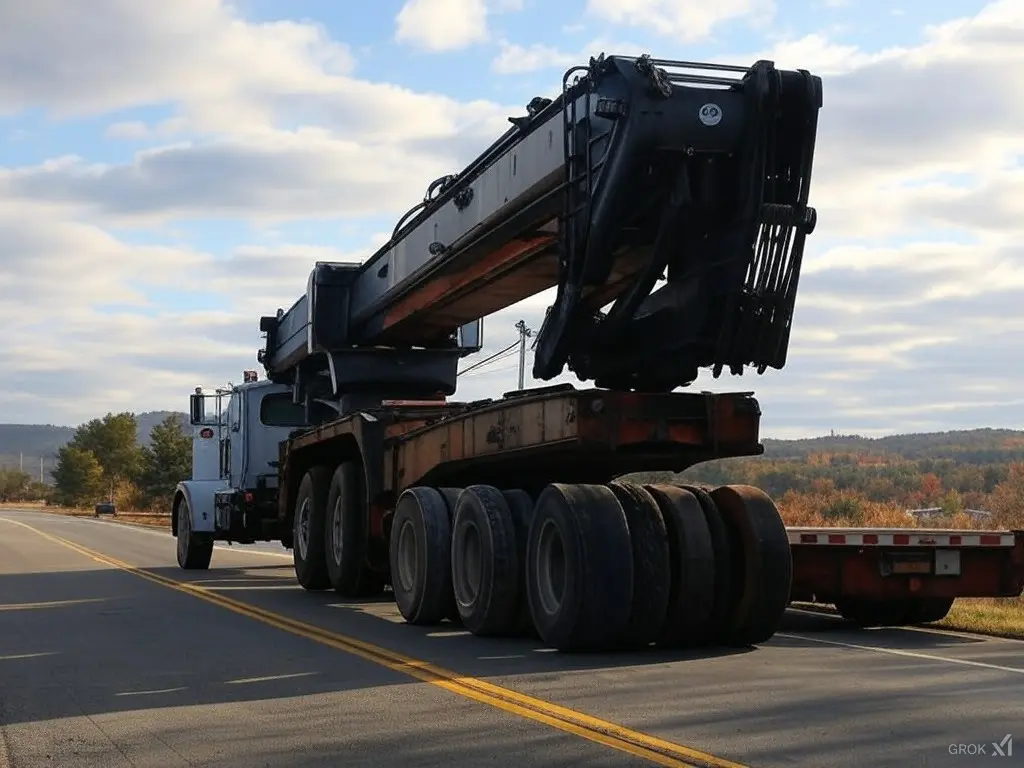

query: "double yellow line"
xmin=2 ymin=517 xmax=747 ymax=768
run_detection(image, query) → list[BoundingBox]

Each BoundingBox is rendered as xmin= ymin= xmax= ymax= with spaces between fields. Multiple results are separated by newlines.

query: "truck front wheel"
xmin=293 ymin=466 xmax=332 ymax=591
xmin=175 ymin=496 xmax=213 ymax=571
xmin=325 ymin=461 xmax=382 ymax=597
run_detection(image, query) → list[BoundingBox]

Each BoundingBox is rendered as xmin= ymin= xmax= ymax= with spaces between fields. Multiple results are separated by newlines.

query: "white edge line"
xmin=775 ymin=632 xmax=1024 ymax=675
xmin=786 ymin=606 xmax=1024 ymax=645
xmin=225 ymin=672 xmax=317 ymax=685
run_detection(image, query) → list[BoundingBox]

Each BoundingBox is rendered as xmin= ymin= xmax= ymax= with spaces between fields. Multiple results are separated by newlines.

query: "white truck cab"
xmin=173 ymin=370 xmax=336 ymax=569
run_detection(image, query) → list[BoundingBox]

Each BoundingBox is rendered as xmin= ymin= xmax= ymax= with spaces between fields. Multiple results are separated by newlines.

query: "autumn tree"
xmin=51 ymin=445 xmax=106 ymax=506
xmin=69 ymin=412 xmax=143 ymax=485
xmin=987 ymin=463 xmax=1024 ymax=527
xmin=0 ymin=469 xmax=31 ymax=502
xmin=136 ymin=415 xmax=191 ymax=508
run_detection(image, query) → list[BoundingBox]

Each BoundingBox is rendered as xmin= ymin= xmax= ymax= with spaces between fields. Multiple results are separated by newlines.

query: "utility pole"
xmin=39 ymin=457 xmax=44 ymax=483
xmin=515 ymin=320 xmax=533 ymax=390
xmin=19 ymin=452 xmax=23 ymax=472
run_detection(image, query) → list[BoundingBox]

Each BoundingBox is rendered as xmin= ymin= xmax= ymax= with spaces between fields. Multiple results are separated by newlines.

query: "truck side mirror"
xmin=190 ymin=394 xmax=205 ymax=425
xmin=457 ymin=319 xmax=483 ymax=353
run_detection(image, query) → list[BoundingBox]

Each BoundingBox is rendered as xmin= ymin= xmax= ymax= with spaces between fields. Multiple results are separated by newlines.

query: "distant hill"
xmin=0 ymin=411 xmax=189 ymax=480
xmin=760 ymin=428 xmax=1024 ymax=464
xmin=2 ymin=415 xmax=1024 ymax=482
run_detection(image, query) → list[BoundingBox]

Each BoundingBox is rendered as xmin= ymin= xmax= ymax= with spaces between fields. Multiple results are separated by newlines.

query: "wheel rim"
xmin=536 ymin=519 xmax=566 ymax=616
xmin=453 ymin=521 xmax=482 ymax=606
xmin=296 ymin=498 xmax=311 ymax=560
xmin=396 ymin=518 xmax=417 ymax=593
xmin=331 ymin=497 xmax=344 ymax=565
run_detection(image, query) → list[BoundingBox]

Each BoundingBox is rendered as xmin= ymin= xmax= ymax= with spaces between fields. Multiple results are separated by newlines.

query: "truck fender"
xmin=173 ymin=480 xmax=224 ymax=535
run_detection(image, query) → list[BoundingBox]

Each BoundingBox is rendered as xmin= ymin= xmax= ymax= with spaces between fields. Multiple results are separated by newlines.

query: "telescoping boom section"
xmin=258 ymin=53 xmax=822 ymax=403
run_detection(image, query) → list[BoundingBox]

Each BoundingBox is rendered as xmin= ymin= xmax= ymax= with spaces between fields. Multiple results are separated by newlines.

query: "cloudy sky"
xmin=0 ymin=0 xmax=1020 ymax=439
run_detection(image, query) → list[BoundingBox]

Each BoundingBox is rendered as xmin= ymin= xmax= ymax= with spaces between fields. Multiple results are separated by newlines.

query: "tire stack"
xmin=388 ymin=480 xmax=793 ymax=652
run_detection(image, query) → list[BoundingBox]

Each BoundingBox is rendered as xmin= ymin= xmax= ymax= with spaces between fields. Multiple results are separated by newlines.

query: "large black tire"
xmin=438 ymin=488 xmax=464 ymax=624
xmin=710 ymin=485 xmax=792 ymax=646
xmin=526 ymin=483 xmax=633 ymax=651
xmin=293 ymin=466 xmax=332 ymax=591
xmin=325 ymin=461 xmax=383 ymax=597
xmin=502 ymin=488 xmax=538 ymax=637
xmin=678 ymin=483 xmax=735 ymax=645
xmin=175 ymin=495 xmax=213 ymax=571
xmin=607 ymin=481 xmax=671 ymax=649
xmin=390 ymin=486 xmax=453 ymax=625
xmin=645 ymin=485 xmax=716 ymax=647
xmin=451 ymin=485 xmax=520 ymax=636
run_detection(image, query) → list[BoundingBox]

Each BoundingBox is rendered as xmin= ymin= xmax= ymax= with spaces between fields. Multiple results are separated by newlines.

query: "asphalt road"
xmin=1 ymin=509 xmax=1021 ymax=768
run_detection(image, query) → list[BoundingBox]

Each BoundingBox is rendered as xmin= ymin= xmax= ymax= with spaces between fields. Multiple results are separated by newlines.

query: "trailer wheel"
xmin=679 ymin=484 xmax=735 ymax=645
xmin=175 ymin=496 xmax=213 ymax=571
xmin=438 ymin=488 xmax=464 ymax=624
xmin=502 ymin=488 xmax=538 ymax=637
xmin=607 ymin=481 xmax=671 ymax=649
xmin=325 ymin=461 xmax=382 ymax=598
xmin=293 ymin=466 xmax=332 ymax=591
xmin=906 ymin=597 xmax=955 ymax=624
xmin=526 ymin=483 xmax=633 ymax=651
xmin=390 ymin=486 xmax=453 ymax=625
xmin=451 ymin=485 xmax=520 ymax=636
xmin=834 ymin=598 xmax=913 ymax=627
xmin=710 ymin=485 xmax=792 ymax=646
xmin=645 ymin=485 xmax=715 ymax=647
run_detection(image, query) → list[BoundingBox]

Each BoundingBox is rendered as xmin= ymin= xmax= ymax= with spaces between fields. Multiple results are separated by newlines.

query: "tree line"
xmin=0 ymin=467 xmax=49 ymax=503
xmin=45 ymin=413 xmax=191 ymax=510
xmin=7 ymin=417 xmax=1024 ymax=527
xmin=626 ymin=450 xmax=1024 ymax=529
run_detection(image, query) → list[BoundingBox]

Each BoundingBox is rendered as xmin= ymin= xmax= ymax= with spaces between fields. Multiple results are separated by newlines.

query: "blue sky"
xmin=0 ymin=0 xmax=1022 ymax=438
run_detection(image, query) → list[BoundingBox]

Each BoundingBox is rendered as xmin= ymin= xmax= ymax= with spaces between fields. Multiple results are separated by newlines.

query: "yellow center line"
xmin=1 ymin=518 xmax=748 ymax=768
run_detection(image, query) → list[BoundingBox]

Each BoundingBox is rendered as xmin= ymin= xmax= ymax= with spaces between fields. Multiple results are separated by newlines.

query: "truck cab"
xmin=173 ymin=371 xmax=336 ymax=569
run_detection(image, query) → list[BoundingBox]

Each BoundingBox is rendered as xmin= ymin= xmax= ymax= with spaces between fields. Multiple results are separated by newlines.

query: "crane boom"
xmin=258 ymin=53 xmax=822 ymax=409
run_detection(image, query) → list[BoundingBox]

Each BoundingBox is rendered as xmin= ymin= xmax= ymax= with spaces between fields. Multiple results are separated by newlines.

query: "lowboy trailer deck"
xmin=176 ymin=378 xmax=1024 ymax=650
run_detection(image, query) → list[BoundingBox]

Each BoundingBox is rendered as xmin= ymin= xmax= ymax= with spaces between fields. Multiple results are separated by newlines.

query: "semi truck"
xmin=172 ymin=53 xmax=1024 ymax=650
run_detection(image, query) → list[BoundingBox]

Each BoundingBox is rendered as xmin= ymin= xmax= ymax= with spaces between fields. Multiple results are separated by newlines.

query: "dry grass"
xmin=938 ymin=596 xmax=1024 ymax=639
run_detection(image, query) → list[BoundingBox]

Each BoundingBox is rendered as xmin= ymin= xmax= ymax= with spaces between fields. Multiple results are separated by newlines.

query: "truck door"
xmin=221 ymin=392 xmax=244 ymax=487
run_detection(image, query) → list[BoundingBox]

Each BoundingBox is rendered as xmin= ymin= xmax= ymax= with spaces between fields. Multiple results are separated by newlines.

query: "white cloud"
xmin=492 ymin=42 xmax=578 ymax=74
xmin=395 ymin=0 xmax=490 ymax=51
xmin=0 ymin=0 xmax=354 ymax=121
xmin=585 ymin=0 xmax=775 ymax=42
xmin=0 ymin=131 xmax=465 ymax=224
xmin=491 ymin=37 xmax=649 ymax=74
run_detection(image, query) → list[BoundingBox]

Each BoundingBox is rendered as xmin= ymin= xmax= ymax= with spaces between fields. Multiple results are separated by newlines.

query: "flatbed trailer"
xmin=789 ymin=526 xmax=1024 ymax=626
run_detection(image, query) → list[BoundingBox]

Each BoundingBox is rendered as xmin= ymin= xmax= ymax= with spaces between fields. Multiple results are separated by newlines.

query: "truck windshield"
xmin=260 ymin=393 xmax=335 ymax=427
